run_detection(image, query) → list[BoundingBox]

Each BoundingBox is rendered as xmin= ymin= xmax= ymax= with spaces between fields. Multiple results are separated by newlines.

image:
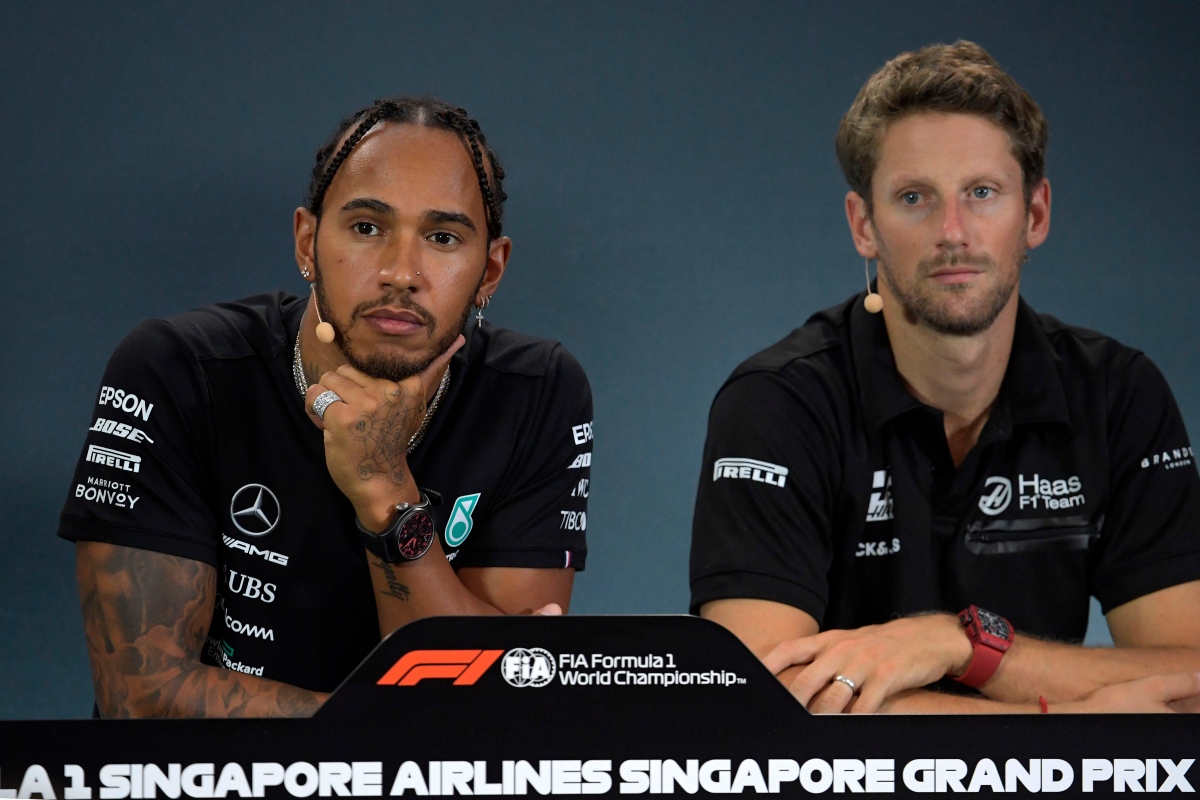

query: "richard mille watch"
xmin=356 ymin=490 xmax=443 ymax=563
xmin=953 ymin=605 xmax=1014 ymax=689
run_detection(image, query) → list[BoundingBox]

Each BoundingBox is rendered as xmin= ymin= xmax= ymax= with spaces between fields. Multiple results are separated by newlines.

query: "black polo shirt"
xmin=690 ymin=292 xmax=1200 ymax=642
xmin=59 ymin=291 xmax=592 ymax=692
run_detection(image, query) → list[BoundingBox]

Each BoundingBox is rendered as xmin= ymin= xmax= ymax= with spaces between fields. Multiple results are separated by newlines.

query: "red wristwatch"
xmin=953 ymin=605 xmax=1014 ymax=688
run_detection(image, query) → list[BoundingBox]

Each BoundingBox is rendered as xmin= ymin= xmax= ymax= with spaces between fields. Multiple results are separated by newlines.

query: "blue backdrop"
xmin=2 ymin=1 xmax=1197 ymax=718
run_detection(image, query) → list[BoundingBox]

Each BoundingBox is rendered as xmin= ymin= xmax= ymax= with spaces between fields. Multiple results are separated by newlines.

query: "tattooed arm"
xmin=76 ymin=541 xmax=327 ymax=718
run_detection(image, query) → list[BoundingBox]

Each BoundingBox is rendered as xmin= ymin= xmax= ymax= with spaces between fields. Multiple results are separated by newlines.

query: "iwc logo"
xmin=501 ymin=647 xmax=556 ymax=687
xmin=978 ymin=476 xmax=1013 ymax=516
xmin=230 ymin=484 xmax=280 ymax=536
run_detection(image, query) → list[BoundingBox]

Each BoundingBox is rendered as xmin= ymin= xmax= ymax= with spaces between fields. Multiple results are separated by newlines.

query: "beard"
xmin=878 ymin=246 xmax=1023 ymax=337
xmin=312 ymin=257 xmax=478 ymax=383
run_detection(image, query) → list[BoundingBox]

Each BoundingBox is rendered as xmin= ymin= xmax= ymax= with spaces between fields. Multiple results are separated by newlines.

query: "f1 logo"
xmin=377 ymin=649 xmax=504 ymax=686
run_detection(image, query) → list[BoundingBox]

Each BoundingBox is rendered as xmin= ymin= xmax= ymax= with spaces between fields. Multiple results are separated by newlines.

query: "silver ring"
xmin=312 ymin=390 xmax=342 ymax=419
xmin=833 ymin=675 xmax=859 ymax=693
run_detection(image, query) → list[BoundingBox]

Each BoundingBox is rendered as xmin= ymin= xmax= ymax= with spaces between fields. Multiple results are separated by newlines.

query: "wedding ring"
xmin=312 ymin=390 xmax=342 ymax=419
xmin=833 ymin=675 xmax=859 ymax=693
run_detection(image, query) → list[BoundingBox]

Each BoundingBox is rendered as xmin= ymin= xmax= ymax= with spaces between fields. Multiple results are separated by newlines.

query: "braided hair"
xmin=305 ymin=96 xmax=508 ymax=240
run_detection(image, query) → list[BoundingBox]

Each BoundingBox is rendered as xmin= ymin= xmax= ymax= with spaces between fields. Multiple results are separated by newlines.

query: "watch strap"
xmin=956 ymin=640 xmax=1005 ymax=688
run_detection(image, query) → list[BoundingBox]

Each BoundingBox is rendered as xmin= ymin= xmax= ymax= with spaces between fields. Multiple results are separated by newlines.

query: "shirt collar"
xmin=850 ymin=293 xmax=1071 ymax=432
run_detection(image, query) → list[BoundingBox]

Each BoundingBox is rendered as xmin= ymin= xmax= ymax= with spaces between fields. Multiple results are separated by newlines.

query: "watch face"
xmin=397 ymin=511 xmax=436 ymax=560
xmin=976 ymin=608 xmax=1012 ymax=641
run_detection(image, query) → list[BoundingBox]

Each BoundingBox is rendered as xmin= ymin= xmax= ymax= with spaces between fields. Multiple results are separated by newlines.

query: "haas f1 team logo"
xmin=377 ymin=649 xmax=504 ymax=686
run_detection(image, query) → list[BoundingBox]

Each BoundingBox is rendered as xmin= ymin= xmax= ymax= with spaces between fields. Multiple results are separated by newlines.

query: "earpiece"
xmin=863 ymin=258 xmax=883 ymax=314
xmin=311 ymin=287 xmax=336 ymax=343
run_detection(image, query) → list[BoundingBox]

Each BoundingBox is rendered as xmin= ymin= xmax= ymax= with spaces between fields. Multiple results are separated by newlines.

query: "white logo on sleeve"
xmin=865 ymin=468 xmax=894 ymax=522
xmin=568 ymin=452 xmax=592 ymax=469
xmin=89 ymin=417 xmax=154 ymax=444
xmin=572 ymin=422 xmax=594 ymax=445
xmin=978 ymin=476 xmax=1013 ymax=516
xmin=1141 ymin=446 xmax=1194 ymax=470
xmin=86 ymin=444 xmax=141 ymax=473
xmin=712 ymin=458 xmax=788 ymax=488
xmin=97 ymin=386 xmax=154 ymax=422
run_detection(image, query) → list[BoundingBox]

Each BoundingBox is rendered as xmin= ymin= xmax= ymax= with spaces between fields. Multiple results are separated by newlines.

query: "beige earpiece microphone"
xmin=863 ymin=258 xmax=883 ymax=314
xmin=312 ymin=286 xmax=336 ymax=343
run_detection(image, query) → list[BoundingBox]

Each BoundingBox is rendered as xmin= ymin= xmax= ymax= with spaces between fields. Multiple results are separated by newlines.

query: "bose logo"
xmin=377 ymin=649 xmax=504 ymax=686
xmin=713 ymin=458 xmax=788 ymax=488
xmin=86 ymin=444 xmax=141 ymax=473
xmin=568 ymin=452 xmax=592 ymax=469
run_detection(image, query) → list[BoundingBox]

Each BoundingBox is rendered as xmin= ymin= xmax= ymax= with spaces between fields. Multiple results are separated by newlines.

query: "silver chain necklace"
xmin=293 ymin=332 xmax=451 ymax=454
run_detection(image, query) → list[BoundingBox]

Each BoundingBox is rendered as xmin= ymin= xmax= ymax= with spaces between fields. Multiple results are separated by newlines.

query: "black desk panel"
xmin=0 ymin=616 xmax=1194 ymax=796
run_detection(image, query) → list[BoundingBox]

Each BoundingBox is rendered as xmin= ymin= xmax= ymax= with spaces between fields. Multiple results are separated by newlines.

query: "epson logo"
xmin=713 ymin=458 xmax=788 ymax=488
xmin=86 ymin=444 xmax=141 ymax=473
xmin=222 ymin=533 xmax=289 ymax=566
xmin=97 ymin=386 xmax=154 ymax=422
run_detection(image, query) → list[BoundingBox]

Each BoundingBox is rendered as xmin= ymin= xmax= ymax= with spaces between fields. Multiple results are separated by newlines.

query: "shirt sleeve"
xmin=1090 ymin=352 xmax=1200 ymax=612
xmin=58 ymin=320 xmax=220 ymax=566
xmin=453 ymin=345 xmax=592 ymax=571
xmin=689 ymin=369 xmax=842 ymax=623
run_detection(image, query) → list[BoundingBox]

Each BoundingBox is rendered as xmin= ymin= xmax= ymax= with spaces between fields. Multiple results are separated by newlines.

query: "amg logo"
xmin=713 ymin=458 xmax=788 ymax=487
xmin=222 ymin=533 xmax=289 ymax=566
xmin=568 ymin=452 xmax=592 ymax=469
xmin=86 ymin=444 xmax=141 ymax=473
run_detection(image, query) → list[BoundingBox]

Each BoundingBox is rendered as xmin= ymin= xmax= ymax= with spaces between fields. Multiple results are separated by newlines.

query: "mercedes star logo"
xmin=230 ymin=483 xmax=280 ymax=536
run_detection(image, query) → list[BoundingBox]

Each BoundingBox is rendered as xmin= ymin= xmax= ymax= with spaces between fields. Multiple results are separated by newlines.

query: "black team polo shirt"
xmin=59 ymin=291 xmax=592 ymax=693
xmin=691 ymin=292 xmax=1200 ymax=642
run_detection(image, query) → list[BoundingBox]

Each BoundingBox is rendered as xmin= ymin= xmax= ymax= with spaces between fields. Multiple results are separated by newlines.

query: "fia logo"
xmin=501 ymin=648 xmax=556 ymax=687
xmin=978 ymin=477 xmax=1013 ymax=516
xmin=445 ymin=493 xmax=481 ymax=548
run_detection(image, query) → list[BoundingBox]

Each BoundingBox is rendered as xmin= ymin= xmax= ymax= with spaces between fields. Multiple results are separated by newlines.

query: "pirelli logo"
xmin=86 ymin=444 xmax=142 ymax=473
xmin=377 ymin=649 xmax=504 ymax=686
xmin=713 ymin=457 xmax=788 ymax=488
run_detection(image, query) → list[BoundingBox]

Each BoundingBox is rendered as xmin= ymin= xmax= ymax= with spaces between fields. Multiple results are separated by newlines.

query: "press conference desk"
xmin=0 ymin=617 xmax=1195 ymax=798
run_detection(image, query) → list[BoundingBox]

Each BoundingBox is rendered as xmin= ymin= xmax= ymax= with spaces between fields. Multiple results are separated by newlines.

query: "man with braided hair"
xmin=60 ymin=96 xmax=593 ymax=717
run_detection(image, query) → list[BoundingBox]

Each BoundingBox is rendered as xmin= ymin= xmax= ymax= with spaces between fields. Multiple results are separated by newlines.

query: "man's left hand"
xmin=763 ymin=614 xmax=974 ymax=713
xmin=306 ymin=336 xmax=464 ymax=529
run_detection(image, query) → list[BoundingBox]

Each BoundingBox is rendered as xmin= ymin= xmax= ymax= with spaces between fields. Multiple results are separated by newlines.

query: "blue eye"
xmin=972 ymin=187 xmax=993 ymax=199
xmin=901 ymin=192 xmax=921 ymax=205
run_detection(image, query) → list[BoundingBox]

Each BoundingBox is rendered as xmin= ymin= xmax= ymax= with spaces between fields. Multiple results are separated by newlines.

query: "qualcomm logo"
xmin=445 ymin=493 xmax=480 ymax=548
xmin=978 ymin=476 xmax=1013 ymax=516
xmin=501 ymin=648 xmax=557 ymax=688
xmin=229 ymin=484 xmax=280 ymax=536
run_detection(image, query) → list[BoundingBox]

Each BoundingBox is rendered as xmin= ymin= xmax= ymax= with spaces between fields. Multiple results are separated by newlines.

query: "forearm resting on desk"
xmin=76 ymin=541 xmax=325 ymax=718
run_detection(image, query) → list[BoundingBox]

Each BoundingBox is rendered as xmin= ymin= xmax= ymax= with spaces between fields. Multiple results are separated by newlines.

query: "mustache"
xmin=917 ymin=252 xmax=996 ymax=274
xmin=348 ymin=292 xmax=437 ymax=328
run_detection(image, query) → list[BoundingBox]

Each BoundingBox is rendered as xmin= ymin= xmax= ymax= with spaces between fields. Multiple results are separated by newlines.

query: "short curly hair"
xmin=836 ymin=41 xmax=1048 ymax=212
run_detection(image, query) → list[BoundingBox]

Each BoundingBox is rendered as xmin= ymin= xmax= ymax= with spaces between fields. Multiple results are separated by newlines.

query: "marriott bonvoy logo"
xmin=379 ymin=649 xmax=745 ymax=688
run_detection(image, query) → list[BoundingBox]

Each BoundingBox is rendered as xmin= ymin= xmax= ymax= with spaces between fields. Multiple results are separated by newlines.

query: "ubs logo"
xmin=978 ymin=477 xmax=1013 ymax=516
xmin=230 ymin=484 xmax=280 ymax=536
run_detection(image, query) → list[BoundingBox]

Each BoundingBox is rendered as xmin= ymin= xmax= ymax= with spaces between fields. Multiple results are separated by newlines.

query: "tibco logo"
xmin=377 ymin=650 xmax=503 ymax=686
xmin=501 ymin=648 xmax=556 ymax=688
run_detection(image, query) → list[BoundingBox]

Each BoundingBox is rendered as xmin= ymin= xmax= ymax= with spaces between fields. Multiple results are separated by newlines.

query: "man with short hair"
xmin=691 ymin=42 xmax=1200 ymax=713
xmin=62 ymin=96 xmax=592 ymax=717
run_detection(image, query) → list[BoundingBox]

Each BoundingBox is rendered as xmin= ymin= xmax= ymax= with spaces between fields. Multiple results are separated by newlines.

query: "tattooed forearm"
xmin=371 ymin=557 xmax=411 ymax=601
xmin=76 ymin=542 xmax=326 ymax=718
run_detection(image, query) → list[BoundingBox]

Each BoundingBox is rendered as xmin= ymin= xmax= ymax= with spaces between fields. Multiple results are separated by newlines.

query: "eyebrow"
xmin=341 ymin=197 xmax=395 ymax=216
xmin=424 ymin=209 xmax=476 ymax=232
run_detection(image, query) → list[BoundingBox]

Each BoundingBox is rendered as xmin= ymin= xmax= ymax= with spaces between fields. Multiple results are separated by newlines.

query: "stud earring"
xmin=863 ymin=259 xmax=883 ymax=314
xmin=301 ymin=268 xmax=311 ymax=279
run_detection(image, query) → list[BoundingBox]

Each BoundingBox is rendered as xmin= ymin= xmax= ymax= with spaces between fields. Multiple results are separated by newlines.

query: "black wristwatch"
xmin=356 ymin=489 xmax=442 ymax=563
